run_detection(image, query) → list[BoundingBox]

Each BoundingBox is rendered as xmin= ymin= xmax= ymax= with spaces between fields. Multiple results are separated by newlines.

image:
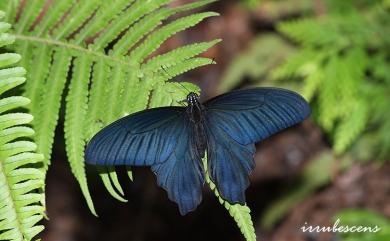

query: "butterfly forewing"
xmin=85 ymin=107 xmax=185 ymax=166
xmin=204 ymin=88 xmax=311 ymax=145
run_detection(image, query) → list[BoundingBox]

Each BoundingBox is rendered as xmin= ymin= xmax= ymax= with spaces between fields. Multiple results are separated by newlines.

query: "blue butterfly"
xmin=85 ymin=88 xmax=310 ymax=215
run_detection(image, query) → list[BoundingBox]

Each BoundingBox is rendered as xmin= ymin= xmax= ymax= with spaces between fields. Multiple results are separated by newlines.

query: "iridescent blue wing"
xmin=85 ymin=107 xmax=204 ymax=215
xmin=204 ymin=87 xmax=310 ymax=204
xmin=85 ymin=107 xmax=185 ymax=166
xmin=151 ymin=120 xmax=204 ymax=215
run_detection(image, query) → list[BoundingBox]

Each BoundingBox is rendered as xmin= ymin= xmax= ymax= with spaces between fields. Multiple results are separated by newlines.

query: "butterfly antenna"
xmin=177 ymin=82 xmax=191 ymax=93
xmin=161 ymin=65 xmax=192 ymax=95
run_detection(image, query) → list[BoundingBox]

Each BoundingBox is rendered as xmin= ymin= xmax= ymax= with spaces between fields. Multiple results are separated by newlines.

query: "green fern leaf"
xmin=0 ymin=11 xmax=44 ymax=240
xmin=157 ymin=57 xmax=216 ymax=82
xmin=130 ymin=12 xmax=219 ymax=62
xmin=52 ymin=0 xmax=103 ymax=40
xmin=334 ymin=100 xmax=368 ymax=154
xmin=0 ymin=1 xmax=18 ymax=24
xmin=92 ymin=0 xmax=170 ymax=51
xmin=14 ymin=0 xmax=46 ymax=34
xmin=145 ymin=39 xmax=221 ymax=72
xmin=33 ymin=49 xmax=72 ymax=171
xmin=220 ymin=34 xmax=293 ymax=92
xmin=97 ymin=166 xmax=127 ymax=202
xmin=111 ymin=0 xmax=216 ymax=56
xmin=277 ymin=17 xmax=348 ymax=48
xmin=32 ymin=0 xmax=77 ymax=36
xmin=64 ymin=55 xmax=96 ymax=215
xmin=5 ymin=0 xmax=218 ymax=216
xmin=275 ymin=5 xmax=386 ymax=157
xmin=203 ymin=157 xmax=256 ymax=241
xmin=24 ymin=45 xmax=52 ymax=115
xmin=149 ymin=82 xmax=200 ymax=107
xmin=74 ymin=0 xmax=134 ymax=44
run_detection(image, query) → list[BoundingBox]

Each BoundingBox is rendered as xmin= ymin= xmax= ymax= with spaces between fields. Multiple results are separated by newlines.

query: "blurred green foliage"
xmin=219 ymin=34 xmax=294 ymax=92
xmin=241 ymin=0 xmax=261 ymax=8
xmin=222 ymin=0 xmax=390 ymax=161
xmin=275 ymin=0 xmax=390 ymax=158
xmin=334 ymin=209 xmax=390 ymax=241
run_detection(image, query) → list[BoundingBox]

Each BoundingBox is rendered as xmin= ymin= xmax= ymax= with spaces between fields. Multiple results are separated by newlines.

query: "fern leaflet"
xmin=0 ymin=11 xmax=44 ymax=241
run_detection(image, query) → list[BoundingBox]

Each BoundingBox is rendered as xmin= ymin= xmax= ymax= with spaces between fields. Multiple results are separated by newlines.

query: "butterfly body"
xmin=85 ymin=88 xmax=310 ymax=215
xmin=186 ymin=92 xmax=207 ymax=159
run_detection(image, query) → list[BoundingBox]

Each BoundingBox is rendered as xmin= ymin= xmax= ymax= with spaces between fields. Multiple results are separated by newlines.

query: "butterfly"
xmin=85 ymin=87 xmax=310 ymax=215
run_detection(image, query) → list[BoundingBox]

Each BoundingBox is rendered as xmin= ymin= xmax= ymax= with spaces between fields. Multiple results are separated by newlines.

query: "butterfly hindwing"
xmin=151 ymin=120 xmax=204 ymax=215
xmin=85 ymin=107 xmax=186 ymax=166
xmin=204 ymin=88 xmax=310 ymax=204
xmin=205 ymin=122 xmax=256 ymax=203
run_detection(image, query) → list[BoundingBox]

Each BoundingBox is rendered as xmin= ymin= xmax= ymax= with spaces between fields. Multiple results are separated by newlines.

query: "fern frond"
xmin=52 ymin=0 xmax=103 ymax=40
xmin=149 ymin=82 xmax=200 ymax=107
xmin=203 ymin=157 xmax=256 ymax=241
xmin=275 ymin=5 xmax=387 ymax=157
xmin=145 ymin=39 xmax=221 ymax=72
xmin=277 ymin=17 xmax=346 ymax=47
xmin=111 ymin=0 xmax=216 ymax=56
xmin=34 ymin=49 xmax=72 ymax=171
xmin=104 ymin=64 xmax=128 ymax=122
xmin=130 ymin=12 xmax=219 ymax=62
xmin=0 ymin=1 xmax=18 ymax=23
xmin=32 ymin=0 xmax=77 ymax=36
xmin=92 ymin=0 xmax=170 ymax=51
xmin=0 ymin=11 xmax=44 ymax=240
xmin=64 ymin=55 xmax=96 ymax=215
xmin=73 ymin=0 xmax=134 ymax=44
xmin=219 ymin=34 xmax=294 ymax=92
xmin=24 ymin=45 xmax=52 ymax=114
xmin=271 ymin=49 xmax=320 ymax=80
xmin=158 ymin=57 xmax=216 ymax=82
xmin=334 ymin=100 xmax=368 ymax=154
xmin=5 ymin=0 xmax=218 ymax=215
xmin=14 ymin=0 xmax=46 ymax=34
xmin=301 ymin=67 xmax=323 ymax=101
xmin=84 ymin=60 xmax=111 ymax=140
xmin=97 ymin=166 xmax=127 ymax=202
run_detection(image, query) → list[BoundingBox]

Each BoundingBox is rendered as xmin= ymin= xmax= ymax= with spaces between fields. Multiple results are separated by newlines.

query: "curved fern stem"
xmin=203 ymin=157 xmax=257 ymax=241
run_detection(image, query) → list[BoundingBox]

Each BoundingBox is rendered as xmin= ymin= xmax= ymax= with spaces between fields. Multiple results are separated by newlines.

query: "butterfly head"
xmin=186 ymin=92 xmax=200 ymax=107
